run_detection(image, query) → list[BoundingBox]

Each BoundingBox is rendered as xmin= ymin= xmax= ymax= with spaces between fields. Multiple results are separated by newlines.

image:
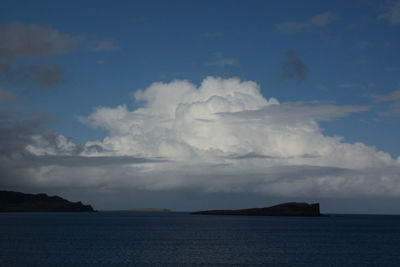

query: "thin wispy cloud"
xmin=0 ymin=88 xmax=16 ymax=102
xmin=385 ymin=41 xmax=394 ymax=47
xmin=378 ymin=0 xmax=400 ymax=24
xmin=202 ymin=32 xmax=224 ymax=38
xmin=206 ymin=52 xmax=240 ymax=67
xmin=385 ymin=67 xmax=400 ymax=72
xmin=339 ymin=83 xmax=365 ymax=89
xmin=0 ymin=22 xmax=117 ymax=91
xmin=369 ymin=88 xmax=400 ymax=116
xmin=280 ymin=50 xmax=308 ymax=84
xmin=353 ymin=59 xmax=369 ymax=65
xmin=0 ymin=22 xmax=82 ymax=61
xmin=339 ymin=83 xmax=375 ymax=90
xmin=357 ymin=41 xmax=377 ymax=49
xmin=277 ymin=12 xmax=337 ymax=33
xmin=315 ymin=84 xmax=329 ymax=91
xmin=7 ymin=64 xmax=64 ymax=89
xmin=0 ymin=22 xmax=82 ymax=89
xmin=89 ymin=39 xmax=120 ymax=52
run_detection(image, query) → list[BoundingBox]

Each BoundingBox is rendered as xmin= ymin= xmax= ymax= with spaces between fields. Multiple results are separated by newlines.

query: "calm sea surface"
xmin=1 ymin=212 xmax=399 ymax=266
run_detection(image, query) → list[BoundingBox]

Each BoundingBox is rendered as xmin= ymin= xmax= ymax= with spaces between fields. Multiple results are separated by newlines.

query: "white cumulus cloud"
xmin=5 ymin=76 xmax=397 ymax=203
xmin=57 ymin=76 xmax=400 ymax=198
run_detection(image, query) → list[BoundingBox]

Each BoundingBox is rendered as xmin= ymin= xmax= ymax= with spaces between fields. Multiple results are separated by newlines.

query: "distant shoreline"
xmin=125 ymin=208 xmax=171 ymax=212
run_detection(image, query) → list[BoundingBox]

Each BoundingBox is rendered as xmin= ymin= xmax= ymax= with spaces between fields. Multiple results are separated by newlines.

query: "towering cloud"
xmin=1 ymin=77 xmax=400 ymax=202
xmin=72 ymin=77 xmax=398 ymax=197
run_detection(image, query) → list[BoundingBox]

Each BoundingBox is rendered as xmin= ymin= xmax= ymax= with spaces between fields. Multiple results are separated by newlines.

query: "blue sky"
xmin=1 ymin=0 xmax=400 ymax=212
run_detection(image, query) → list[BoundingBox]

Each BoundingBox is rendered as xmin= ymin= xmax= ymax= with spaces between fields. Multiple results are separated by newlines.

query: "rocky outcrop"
xmin=192 ymin=202 xmax=321 ymax=216
xmin=0 ymin=190 xmax=95 ymax=212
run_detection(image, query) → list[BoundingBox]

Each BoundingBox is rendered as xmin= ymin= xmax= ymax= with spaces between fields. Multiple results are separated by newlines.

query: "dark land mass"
xmin=192 ymin=202 xmax=321 ymax=216
xmin=0 ymin=190 xmax=95 ymax=212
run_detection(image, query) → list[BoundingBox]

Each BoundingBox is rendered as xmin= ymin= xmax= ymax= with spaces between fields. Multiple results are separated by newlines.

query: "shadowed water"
xmin=1 ymin=212 xmax=399 ymax=266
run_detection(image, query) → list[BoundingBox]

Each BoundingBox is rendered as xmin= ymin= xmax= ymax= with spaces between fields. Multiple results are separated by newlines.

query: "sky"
xmin=1 ymin=0 xmax=400 ymax=213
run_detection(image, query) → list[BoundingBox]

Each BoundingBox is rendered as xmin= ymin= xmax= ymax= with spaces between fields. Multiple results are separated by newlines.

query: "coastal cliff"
xmin=192 ymin=202 xmax=321 ymax=216
xmin=0 ymin=190 xmax=95 ymax=212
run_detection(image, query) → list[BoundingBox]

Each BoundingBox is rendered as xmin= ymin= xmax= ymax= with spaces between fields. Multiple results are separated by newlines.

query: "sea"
xmin=1 ymin=212 xmax=399 ymax=266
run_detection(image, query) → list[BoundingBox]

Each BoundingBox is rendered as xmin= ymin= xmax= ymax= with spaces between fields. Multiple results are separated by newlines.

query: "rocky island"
xmin=0 ymin=190 xmax=95 ymax=212
xmin=192 ymin=202 xmax=321 ymax=216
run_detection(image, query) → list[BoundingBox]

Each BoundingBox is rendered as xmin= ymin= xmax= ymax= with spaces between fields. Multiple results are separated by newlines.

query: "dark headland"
xmin=0 ymin=190 xmax=95 ymax=212
xmin=192 ymin=202 xmax=321 ymax=216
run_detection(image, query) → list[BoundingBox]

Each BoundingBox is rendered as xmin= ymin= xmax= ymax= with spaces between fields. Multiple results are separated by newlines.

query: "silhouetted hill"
xmin=192 ymin=202 xmax=320 ymax=216
xmin=0 ymin=190 xmax=95 ymax=212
